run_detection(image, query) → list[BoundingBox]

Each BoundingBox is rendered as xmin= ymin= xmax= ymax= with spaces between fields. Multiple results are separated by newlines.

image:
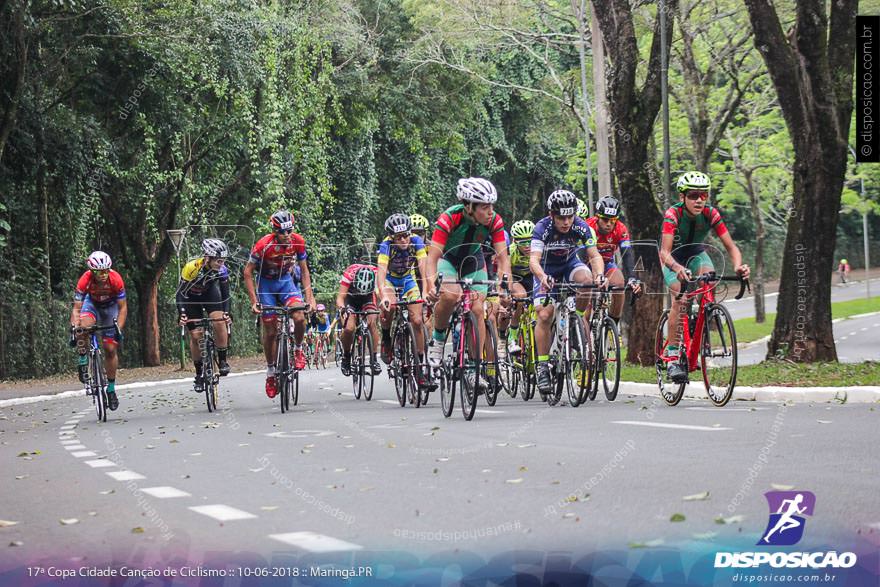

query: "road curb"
xmin=0 ymin=370 xmax=265 ymax=408
xmin=616 ymin=382 xmax=880 ymax=403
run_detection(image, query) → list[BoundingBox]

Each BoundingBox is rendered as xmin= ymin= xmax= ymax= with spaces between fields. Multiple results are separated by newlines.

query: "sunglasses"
xmin=685 ymin=191 xmax=709 ymax=201
xmin=515 ymin=239 xmax=531 ymax=247
xmin=91 ymin=269 xmax=109 ymax=276
xmin=393 ymin=232 xmax=411 ymax=239
xmin=276 ymin=229 xmax=294 ymax=235
xmin=597 ymin=214 xmax=618 ymax=222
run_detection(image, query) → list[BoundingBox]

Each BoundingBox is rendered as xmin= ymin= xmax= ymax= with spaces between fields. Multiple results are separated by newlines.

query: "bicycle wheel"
xmin=393 ymin=328 xmax=408 ymax=407
xmin=518 ymin=329 xmax=533 ymax=402
xmin=402 ymin=323 xmax=421 ymax=408
xmin=655 ymin=310 xmax=686 ymax=406
xmin=91 ymin=350 xmax=107 ymax=423
xmin=565 ymin=317 xmax=590 ymax=408
xmin=278 ymin=336 xmax=291 ymax=413
xmin=459 ymin=312 xmax=481 ymax=421
xmin=439 ymin=360 xmax=454 ymax=418
xmin=600 ymin=316 xmax=621 ymax=401
xmin=701 ymin=303 xmax=737 ymax=407
xmin=204 ymin=344 xmax=217 ymax=413
xmin=335 ymin=336 xmax=343 ymax=367
xmin=362 ymin=332 xmax=375 ymax=401
xmin=483 ymin=319 xmax=500 ymax=407
xmin=498 ymin=333 xmax=517 ymax=398
xmin=291 ymin=369 xmax=300 ymax=406
xmin=586 ymin=317 xmax=601 ymax=402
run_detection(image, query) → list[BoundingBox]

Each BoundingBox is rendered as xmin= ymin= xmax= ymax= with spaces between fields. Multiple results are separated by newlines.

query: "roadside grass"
xmin=732 ymin=296 xmax=880 ymax=343
xmin=620 ymin=361 xmax=880 ymax=387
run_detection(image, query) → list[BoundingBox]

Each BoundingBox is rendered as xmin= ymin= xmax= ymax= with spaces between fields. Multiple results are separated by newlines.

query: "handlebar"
xmin=676 ymin=272 xmax=750 ymax=300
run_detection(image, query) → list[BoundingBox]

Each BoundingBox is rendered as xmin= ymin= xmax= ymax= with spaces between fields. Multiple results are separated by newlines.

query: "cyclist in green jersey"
xmin=425 ymin=177 xmax=512 ymax=368
xmin=660 ymin=171 xmax=750 ymax=383
xmin=503 ymin=219 xmax=535 ymax=354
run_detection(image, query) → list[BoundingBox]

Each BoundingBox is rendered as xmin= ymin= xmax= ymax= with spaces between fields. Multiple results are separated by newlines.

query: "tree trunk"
xmin=136 ymin=272 xmax=163 ymax=366
xmin=745 ymin=171 xmax=765 ymax=323
xmin=0 ymin=1 xmax=27 ymax=165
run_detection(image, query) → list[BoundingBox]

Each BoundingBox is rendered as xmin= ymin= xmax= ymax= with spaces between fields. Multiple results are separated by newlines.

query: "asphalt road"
xmin=1 ymin=366 xmax=876 ymax=573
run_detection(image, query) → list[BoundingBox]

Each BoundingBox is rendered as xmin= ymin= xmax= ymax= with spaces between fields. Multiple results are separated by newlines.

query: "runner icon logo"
xmin=758 ymin=490 xmax=816 ymax=546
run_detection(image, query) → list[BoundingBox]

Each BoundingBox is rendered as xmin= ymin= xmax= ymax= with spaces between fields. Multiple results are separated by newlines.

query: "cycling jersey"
xmin=177 ymin=258 xmax=230 ymax=316
xmin=586 ymin=217 xmax=632 ymax=264
xmin=74 ymin=270 xmax=126 ymax=306
xmin=377 ymin=235 xmax=427 ymax=278
xmin=482 ymin=229 xmax=510 ymax=280
xmin=508 ymin=242 xmax=531 ymax=278
xmin=340 ymin=264 xmax=379 ymax=290
xmin=531 ymin=216 xmax=597 ymax=270
xmin=341 ymin=264 xmax=379 ymax=311
xmin=431 ymin=205 xmax=506 ymax=271
xmin=661 ymin=202 xmax=728 ymax=263
xmin=311 ymin=313 xmax=331 ymax=333
xmin=249 ymin=233 xmax=307 ymax=279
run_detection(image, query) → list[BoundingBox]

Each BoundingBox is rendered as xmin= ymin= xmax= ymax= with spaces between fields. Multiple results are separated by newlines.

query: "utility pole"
xmin=659 ymin=0 xmax=672 ymax=207
xmin=591 ymin=2 xmax=611 ymax=198
xmin=575 ymin=0 xmax=595 ymax=213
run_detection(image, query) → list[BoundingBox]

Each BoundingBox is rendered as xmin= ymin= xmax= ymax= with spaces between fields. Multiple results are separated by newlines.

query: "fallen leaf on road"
xmin=88 ymin=512 xmax=97 ymax=517
xmin=436 ymin=457 xmax=450 ymax=462
xmin=9 ymin=541 xmax=23 ymax=547
xmin=563 ymin=513 xmax=576 ymax=519
xmin=0 ymin=520 xmax=19 ymax=528
xmin=99 ymin=489 xmax=115 ymax=495
xmin=693 ymin=532 xmax=718 ymax=540
xmin=344 ymin=445 xmax=355 ymax=448
xmin=519 ymin=466 xmax=528 ymax=472
xmin=59 ymin=518 xmax=79 ymax=526
xmin=433 ymin=468 xmax=438 ymax=474
xmin=145 ymin=445 xmax=155 ymax=449
xmin=301 ymin=449 xmax=311 ymax=454
xmin=505 ymin=478 xmax=523 ymax=484
xmin=334 ymin=468 xmax=347 ymax=472
xmin=550 ymin=480 xmax=560 ymax=485
xmin=169 ymin=439 xmax=179 ymax=444
xmin=629 ymin=539 xmax=665 ymax=548
xmin=431 ymin=426 xmax=440 ymax=431
xmin=670 ymin=513 xmax=686 ymax=522
xmin=260 ymin=506 xmax=279 ymax=511
xmin=481 ymin=469 xmax=492 ymax=473
xmin=771 ymin=483 xmax=794 ymax=491
xmin=715 ymin=515 xmax=744 ymax=525
xmin=359 ymin=486 xmax=375 ymax=492
xmin=304 ymin=444 xmax=315 ymax=449
xmin=189 ymin=452 xmax=202 ymax=456
xmin=817 ymin=420 xmax=832 ymax=424
xmin=238 ymin=443 xmax=250 ymax=447
xmin=16 ymin=452 xmax=27 ymax=458
xmin=683 ymin=491 xmax=710 ymax=501
xmin=14 ymin=475 xmax=27 ymax=480
xmin=131 ymin=527 xmax=144 ymax=534
xmin=517 ymin=443 xmax=535 ymax=448
xmin=386 ymin=443 xmax=396 ymax=448
xmin=496 ymin=442 xmax=508 ymax=447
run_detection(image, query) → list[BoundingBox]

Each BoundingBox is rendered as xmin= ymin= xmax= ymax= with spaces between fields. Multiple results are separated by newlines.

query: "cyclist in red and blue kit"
xmin=244 ymin=210 xmax=317 ymax=398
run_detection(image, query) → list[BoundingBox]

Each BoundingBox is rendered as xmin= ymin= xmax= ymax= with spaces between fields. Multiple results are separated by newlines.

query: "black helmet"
xmin=270 ymin=210 xmax=294 ymax=232
xmin=547 ymin=189 xmax=578 ymax=215
xmin=384 ymin=213 xmax=412 ymax=236
xmin=595 ymin=195 xmax=621 ymax=218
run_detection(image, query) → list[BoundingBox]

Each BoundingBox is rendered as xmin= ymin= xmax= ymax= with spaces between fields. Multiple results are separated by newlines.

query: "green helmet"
xmin=841 ymin=259 xmax=848 ymax=264
xmin=511 ymin=219 xmax=535 ymax=241
xmin=576 ymin=198 xmax=589 ymax=218
xmin=676 ymin=171 xmax=711 ymax=194
xmin=410 ymin=213 xmax=430 ymax=233
xmin=352 ymin=267 xmax=376 ymax=294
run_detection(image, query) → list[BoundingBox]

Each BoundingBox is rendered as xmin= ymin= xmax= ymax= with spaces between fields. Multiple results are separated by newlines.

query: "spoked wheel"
xmin=701 ymin=303 xmax=737 ymax=407
xmin=518 ymin=330 xmax=534 ymax=401
xmin=362 ymin=332 xmax=375 ymax=401
xmin=600 ymin=316 xmax=621 ymax=401
xmin=92 ymin=352 xmax=107 ymax=423
xmin=565 ymin=317 xmax=590 ymax=408
xmin=278 ymin=338 xmax=291 ymax=413
xmin=351 ymin=334 xmax=363 ymax=400
xmin=393 ymin=329 xmax=408 ymax=407
xmin=483 ymin=320 xmax=500 ymax=407
xmin=498 ymin=335 xmax=517 ymax=398
xmin=204 ymin=354 xmax=217 ymax=413
xmin=586 ymin=317 xmax=601 ymax=402
xmin=439 ymin=359 xmax=455 ymax=418
xmin=546 ymin=358 xmax=563 ymax=406
xmin=291 ymin=369 xmax=300 ymax=406
xmin=402 ymin=324 xmax=421 ymax=408
xmin=655 ymin=310 xmax=686 ymax=406
xmin=459 ymin=313 xmax=481 ymax=421
xmin=335 ymin=336 xmax=343 ymax=367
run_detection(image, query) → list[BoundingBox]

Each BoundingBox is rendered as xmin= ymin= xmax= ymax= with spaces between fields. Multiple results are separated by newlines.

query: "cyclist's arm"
xmin=219 ymin=277 xmax=231 ymax=314
xmin=529 ymin=249 xmax=547 ymax=285
xmin=70 ymin=300 xmax=83 ymax=327
xmin=659 ymin=233 xmax=681 ymax=272
xmin=417 ymin=254 xmax=429 ymax=301
xmin=586 ymin=245 xmax=604 ymax=278
xmin=376 ymin=261 xmax=393 ymax=305
xmin=243 ymin=261 xmax=258 ymax=306
xmin=493 ymin=240 xmax=512 ymax=290
xmin=335 ymin=283 xmax=349 ymax=311
xmin=175 ymin=281 xmax=188 ymax=316
xmin=116 ymin=298 xmax=128 ymax=331
xmin=620 ymin=246 xmax=635 ymax=280
xmin=426 ymin=241 xmax=442 ymax=286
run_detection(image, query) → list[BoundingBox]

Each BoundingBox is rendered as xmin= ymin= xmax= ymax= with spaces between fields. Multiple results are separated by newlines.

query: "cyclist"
xmin=660 ymin=171 xmax=750 ymax=383
xmin=481 ymin=226 xmax=511 ymax=386
xmin=336 ymin=264 xmax=383 ymax=377
xmin=310 ymin=303 xmax=332 ymax=361
xmin=504 ymin=219 xmax=535 ymax=354
xmin=837 ymin=258 xmax=850 ymax=283
xmin=530 ymin=189 xmax=605 ymax=394
xmin=244 ymin=210 xmax=317 ymax=398
xmin=410 ymin=213 xmax=431 ymax=241
xmin=577 ymin=198 xmax=589 ymax=219
xmin=69 ymin=251 xmax=127 ymax=411
xmin=425 ymin=177 xmax=512 ymax=371
xmin=177 ymin=239 xmax=232 ymax=392
xmin=377 ymin=213 xmax=431 ymax=388
xmin=586 ymin=195 xmax=642 ymax=322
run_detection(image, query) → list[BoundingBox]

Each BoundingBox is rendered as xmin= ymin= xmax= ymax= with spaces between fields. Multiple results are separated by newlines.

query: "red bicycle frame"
xmin=659 ymin=279 xmax=718 ymax=373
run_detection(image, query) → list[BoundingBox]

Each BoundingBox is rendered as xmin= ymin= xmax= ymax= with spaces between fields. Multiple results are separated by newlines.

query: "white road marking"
xmin=106 ymin=470 xmax=146 ymax=481
xmin=860 ymin=327 xmax=868 ymax=332
xmin=141 ymin=486 xmax=191 ymax=499
xmin=840 ymin=336 xmax=848 ymax=340
xmin=612 ymin=421 xmax=732 ymax=431
xmin=367 ymin=423 xmax=406 ymax=429
xmin=60 ymin=440 xmax=82 ymax=446
xmin=269 ymin=532 xmax=363 ymax=552
xmin=71 ymin=451 xmax=97 ymax=458
xmin=378 ymin=400 xmax=399 ymax=405
xmin=475 ymin=409 xmax=507 ymax=415
xmin=84 ymin=459 xmax=116 ymax=468
xmin=685 ymin=407 xmax=766 ymax=412
xmin=64 ymin=420 xmax=79 ymax=425
xmin=59 ymin=425 xmax=76 ymax=430
xmin=189 ymin=505 xmax=257 ymax=521
xmin=265 ymin=430 xmax=335 ymax=439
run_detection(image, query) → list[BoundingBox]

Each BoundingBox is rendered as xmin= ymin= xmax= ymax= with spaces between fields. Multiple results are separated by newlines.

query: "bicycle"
xmin=505 ymin=296 xmax=538 ymax=401
xmin=181 ymin=316 xmax=231 ymax=413
xmin=433 ymin=275 xmax=494 ymax=421
xmin=584 ymin=285 xmax=636 ymax=403
xmin=73 ymin=320 xmax=120 ymax=423
xmin=313 ymin=332 xmax=329 ymax=369
xmin=260 ymin=304 xmax=309 ymax=413
xmin=386 ymin=295 xmax=428 ymax=408
xmin=346 ymin=308 xmax=380 ymax=401
xmin=536 ymin=281 xmax=592 ymax=407
xmin=654 ymin=272 xmax=749 ymax=407
xmin=303 ymin=330 xmax=316 ymax=369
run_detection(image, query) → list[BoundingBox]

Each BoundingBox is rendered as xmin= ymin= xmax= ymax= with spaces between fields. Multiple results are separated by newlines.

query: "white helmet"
xmin=457 ymin=177 xmax=498 ymax=204
xmin=87 ymin=251 xmax=112 ymax=270
xmin=201 ymin=238 xmax=229 ymax=258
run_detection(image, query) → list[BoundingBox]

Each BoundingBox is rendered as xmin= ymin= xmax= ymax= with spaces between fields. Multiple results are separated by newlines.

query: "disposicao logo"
xmin=758 ymin=490 xmax=815 ymax=546
xmin=714 ymin=491 xmax=858 ymax=569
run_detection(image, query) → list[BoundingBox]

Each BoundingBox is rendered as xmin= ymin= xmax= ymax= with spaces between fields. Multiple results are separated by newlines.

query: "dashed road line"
xmin=106 ymin=470 xmax=146 ymax=481
xmin=71 ymin=451 xmax=97 ymax=458
xmin=141 ymin=486 xmax=191 ymax=499
xmin=612 ymin=421 xmax=732 ymax=431
xmin=189 ymin=505 xmax=257 ymax=522
xmin=84 ymin=458 xmax=117 ymax=468
xmin=269 ymin=532 xmax=363 ymax=552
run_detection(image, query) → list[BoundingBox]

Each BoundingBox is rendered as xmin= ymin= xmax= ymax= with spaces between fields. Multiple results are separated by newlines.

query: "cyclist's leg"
xmin=401 ymin=276 xmax=426 ymax=355
xmin=96 ymin=304 xmax=120 ymax=379
xmin=606 ymin=264 xmax=626 ymax=320
xmin=277 ymin=274 xmax=306 ymax=345
xmin=569 ymin=259 xmax=592 ymax=322
xmin=77 ymin=297 xmax=97 ymax=354
xmin=533 ymin=269 xmax=559 ymax=358
xmin=432 ymin=257 xmax=462 ymax=337
xmin=257 ymin=277 xmax=282 ymax=368
xmin=663 ymin=260 xmax=687 ymax=348
xmin=340 ymin=296 xmax=357 ymax=354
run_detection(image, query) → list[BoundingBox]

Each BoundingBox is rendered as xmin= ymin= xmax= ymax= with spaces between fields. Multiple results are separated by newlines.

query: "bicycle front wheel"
xmin=483 ymin=319 xmax=500 ymax=407
xmin=701 ymin=303 xmax=737 ymax=407
xmin=565 ymin=317 xmax=590 ymax=407
xmin=362 ymin=332 xmax=375 ymax=401
xmin=91 ymin=351 xmax=107 ymax=423
xmin=459 ymin=313 xmax=481 ymax=421
xmin=351 ymin=334 xmax=363 ymax=400
xmin=278 ymin=337 xmax=291 ymax=413
xmin=204 ymin=349 xmax=217 ymax=413
xmin=600 ymin=316 xmax=621 ymax=401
